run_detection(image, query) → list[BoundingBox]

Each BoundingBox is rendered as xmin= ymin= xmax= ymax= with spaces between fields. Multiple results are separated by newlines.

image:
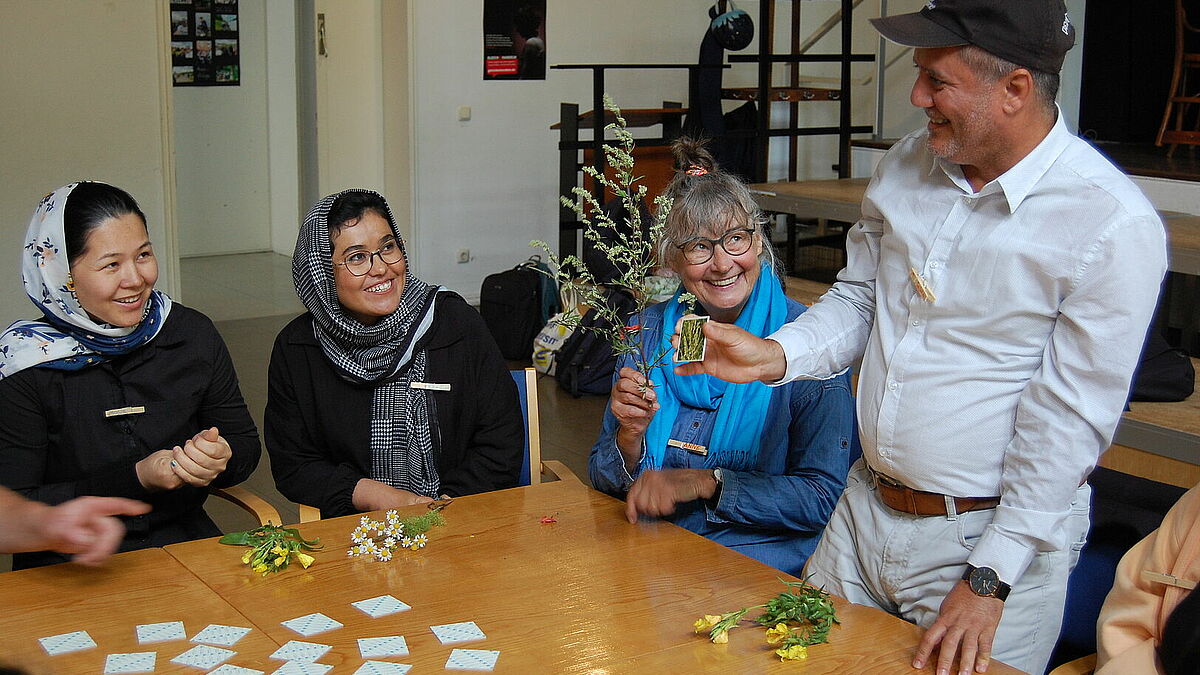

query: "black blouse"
xmin=265 ymin=293 xmax=523 ymax=517
xmin=0 ymin=304 xmax=261 ymax=568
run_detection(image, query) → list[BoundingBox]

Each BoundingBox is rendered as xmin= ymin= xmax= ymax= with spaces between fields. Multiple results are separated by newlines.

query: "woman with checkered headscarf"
xmin=265 ymin=189 xmax=523 ymax=517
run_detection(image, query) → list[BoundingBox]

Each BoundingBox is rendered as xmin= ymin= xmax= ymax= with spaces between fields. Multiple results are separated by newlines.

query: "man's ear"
xmin=1001 ymin=68 xmax=1035 ymax=115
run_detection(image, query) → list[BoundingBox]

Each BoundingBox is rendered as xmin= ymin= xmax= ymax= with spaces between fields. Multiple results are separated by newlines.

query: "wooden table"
xmin=164 ymin=481 xmax=1020 ymax=673
xmin=0 ymin=548 xmax=281 ymax=673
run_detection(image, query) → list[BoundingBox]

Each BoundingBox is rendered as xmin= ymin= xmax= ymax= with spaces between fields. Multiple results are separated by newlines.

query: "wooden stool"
xmin=1157 ymin=0 xmax=1200 ymax=154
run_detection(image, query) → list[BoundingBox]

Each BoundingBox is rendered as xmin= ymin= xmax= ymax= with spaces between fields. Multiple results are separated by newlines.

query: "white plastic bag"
xmin=532 ymin=285 xmax=582 ymax=375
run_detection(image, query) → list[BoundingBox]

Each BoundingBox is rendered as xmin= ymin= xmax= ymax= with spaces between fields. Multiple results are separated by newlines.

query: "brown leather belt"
xmin=868 ymin=466 xmax=1000 ymax=516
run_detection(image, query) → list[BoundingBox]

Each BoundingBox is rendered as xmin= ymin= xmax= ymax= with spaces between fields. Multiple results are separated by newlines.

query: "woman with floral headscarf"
xmin=0 ymin=182 xmax=260 ymax=568
xmin=265 ymin=189 xmax=522 ymax=517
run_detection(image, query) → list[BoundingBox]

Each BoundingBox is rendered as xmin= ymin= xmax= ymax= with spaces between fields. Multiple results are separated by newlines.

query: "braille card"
xmin=136 ymin=620 xmax=186 ymax=643
xmin=445 ymin=649 xmax=501 ymax=671
xmin=269 ymin=640 xmax=332 ymax=663
xmin=358 ymin=634 xmax=409 ymax=658
xmin=351 ymin=594 xmax=411 ymax=618
xmin=354 ymin=662 xmax=412 ymax=675
xmin=281 ymin=612 xmax=342 ymax=637
xmin=38 ymin=630 xmax=97 ymax=655
xmin=208 ymin=666 xmax=265 ymax=675
xmin=170 ymin=644 xmax=235 ymax=670
xmin=430 ymin=621 xmax=486 ymax=645
xmin=191 ymin=623 xmax=253 ymax=647
xmin=103 ymin=652 xmax=156 ymax=674
xmin=270 ymin=663 xmax=333 ymax=675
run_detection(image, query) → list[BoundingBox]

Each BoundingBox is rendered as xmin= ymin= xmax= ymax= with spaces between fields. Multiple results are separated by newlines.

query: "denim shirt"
xmin=589 ymin=297 xmax=854 ymax=575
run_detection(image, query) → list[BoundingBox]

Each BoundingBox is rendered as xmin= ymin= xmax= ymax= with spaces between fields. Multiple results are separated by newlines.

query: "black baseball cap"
xmin=870 ymin=0 xmax=1076 ymax=74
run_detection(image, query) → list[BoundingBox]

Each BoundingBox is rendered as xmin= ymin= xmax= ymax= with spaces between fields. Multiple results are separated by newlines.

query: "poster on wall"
xmin=483 ymin=0 xmax=545 ymax=80
xmin=171 ymin=0 xmax=240 ymax=86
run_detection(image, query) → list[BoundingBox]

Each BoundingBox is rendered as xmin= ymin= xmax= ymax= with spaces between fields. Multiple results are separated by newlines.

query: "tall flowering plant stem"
xmin=532 ymin=96 xmax=694 ymax=386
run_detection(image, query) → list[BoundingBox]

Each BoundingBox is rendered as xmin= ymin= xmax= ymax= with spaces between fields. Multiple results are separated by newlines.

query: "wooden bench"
xmin=1105 ymin=356 xmax=1200 ymax=488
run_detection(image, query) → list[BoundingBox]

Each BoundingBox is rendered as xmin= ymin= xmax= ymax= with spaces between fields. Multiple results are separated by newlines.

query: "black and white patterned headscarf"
xmin=294 ymin=189 xmax=446 ymax=498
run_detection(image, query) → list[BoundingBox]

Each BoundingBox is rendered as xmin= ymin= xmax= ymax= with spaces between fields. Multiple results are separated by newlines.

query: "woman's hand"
xmin=135 ymin=450 xmax=185 ymax=491
xmin=352 ymin=478 xmax=434 ymax=512
xmin=169 ymin=427 xmax=232 ymax=487
xmin=624 ymin=468 xmax=719 ymax=523
xmin=610 ymin=367 xmax=659 ymax=468
xmin=135 ymin=427 xmax=233 ymax=491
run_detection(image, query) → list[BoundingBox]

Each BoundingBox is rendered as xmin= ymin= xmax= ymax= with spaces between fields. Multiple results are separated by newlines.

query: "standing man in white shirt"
xmin=675 ymin=1 xmax=1168 ymax=673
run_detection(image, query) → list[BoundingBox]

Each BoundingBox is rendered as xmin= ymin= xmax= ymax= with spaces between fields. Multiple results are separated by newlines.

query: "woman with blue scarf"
xmin=0 ymin=182 xmax=260 ymax=569
xmin=588 ymin=140 xmax=854 ymax=575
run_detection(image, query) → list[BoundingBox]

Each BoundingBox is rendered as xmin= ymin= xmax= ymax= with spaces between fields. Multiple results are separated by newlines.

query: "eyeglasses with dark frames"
xmin=334 ymin=239 xmax=404 ymax=276
xmin=675 ymin=228 xmax=756 ymax=265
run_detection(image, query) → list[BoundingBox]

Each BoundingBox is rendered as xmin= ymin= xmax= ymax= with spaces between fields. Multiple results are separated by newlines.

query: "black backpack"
xmin=479 ymin=258 xmax=556 ymax=360
xmin=1129 ymin=327 xmax=1196 ymax=402
xmin=555 ymin=288 xmax=638 ymax=397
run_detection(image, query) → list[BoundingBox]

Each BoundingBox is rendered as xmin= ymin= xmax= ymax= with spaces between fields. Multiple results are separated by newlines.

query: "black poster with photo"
xmin=171 ymin=0 xmax=240 ymax=86
xmin=483 ymin=0 xmax=545 ymax=80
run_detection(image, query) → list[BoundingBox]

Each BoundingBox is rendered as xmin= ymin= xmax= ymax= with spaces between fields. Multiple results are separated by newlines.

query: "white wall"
xmin=407 ymin=1 xmax=1018 ymax=301
xmin=0 ymin=0 xmax=177 ymax=325
xmin=267 ymin=1 xmax=302 ymax=256
xmin=409 ymin=0 xmax=713 ymax=302
xmin=174 ymin=0 xmax=273 ymax=256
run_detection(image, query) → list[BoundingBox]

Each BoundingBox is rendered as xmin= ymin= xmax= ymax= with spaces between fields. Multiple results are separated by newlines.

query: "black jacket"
xmin=265 ymin=293 xmax=522 ymax=517
xmin=0 ymin=304 xmax=261 ymax=568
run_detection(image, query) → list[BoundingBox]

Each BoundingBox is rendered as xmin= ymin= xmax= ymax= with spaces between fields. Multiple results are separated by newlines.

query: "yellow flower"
xmin=252 ymin=563 xmax=268 ymax=574
xmin=274 ymin=555 xmax=287 ymax=566
xmin=241 ymin=550 xmax=253 ymax=564
xmin=765 ymin=623 xmax=792 ymax=645
xmin=693 ymin=615 xmax=722 ymax=633
xmin=775 ymin=645 xmax=808 ymax=661
xmin=296 ymin=552 xmax=315 ymax=568
xmin=711 ymin=629 xmax=729 ymax=644
xmin=271 ymin=545 xmax=287 ymax=556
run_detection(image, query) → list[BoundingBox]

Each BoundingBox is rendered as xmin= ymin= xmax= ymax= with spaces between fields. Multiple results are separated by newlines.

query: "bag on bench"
xmin=1130 ymin=328 xmax=1195 ymax=402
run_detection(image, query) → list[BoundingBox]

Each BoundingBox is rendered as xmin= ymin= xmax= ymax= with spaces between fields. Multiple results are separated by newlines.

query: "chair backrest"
xmin=510 ymin=367 xmax=542 ymax=486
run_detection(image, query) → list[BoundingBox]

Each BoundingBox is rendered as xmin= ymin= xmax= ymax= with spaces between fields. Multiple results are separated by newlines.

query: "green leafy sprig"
xmin=531 ymin=96 xmax=687 ymax=386
xmin=219 ymin=524 xmax=322 ymax=576
xmin=755 ymin=578 xmax=840 ymax=647
xmin=692 ymin=578 xmax=839 ymax=661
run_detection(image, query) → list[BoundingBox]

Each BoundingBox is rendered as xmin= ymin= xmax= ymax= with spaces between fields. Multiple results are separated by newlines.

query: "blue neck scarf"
xmin=0 ymin=183 xmax=172 ymax=381
xmin=643 ymin=263 xmax=787 ymax=470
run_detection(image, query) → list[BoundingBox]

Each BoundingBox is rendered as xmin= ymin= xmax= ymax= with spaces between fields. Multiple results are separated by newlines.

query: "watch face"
xmin=969 ymin=567 xmax=1000 ymax=596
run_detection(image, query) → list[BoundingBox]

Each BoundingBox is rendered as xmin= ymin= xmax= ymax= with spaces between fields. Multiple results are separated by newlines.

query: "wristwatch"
xmin=710 ymin=468 xmax=724 ymax=500
xmin=962 ymin=565 xmax=1011 ymax=602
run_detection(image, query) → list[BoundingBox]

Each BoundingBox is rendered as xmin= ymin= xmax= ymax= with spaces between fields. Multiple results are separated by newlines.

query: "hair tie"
xmin=685 ymin=165 xmax=709 ymax=176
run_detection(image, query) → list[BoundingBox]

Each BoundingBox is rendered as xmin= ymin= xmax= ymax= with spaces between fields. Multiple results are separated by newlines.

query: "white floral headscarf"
xmin=0 ymin=182 xmax=172 ymax=380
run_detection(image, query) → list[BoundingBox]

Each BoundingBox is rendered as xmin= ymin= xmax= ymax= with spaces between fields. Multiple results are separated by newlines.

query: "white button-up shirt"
xmin=771 ymin=112 xmax=1168 ymax=584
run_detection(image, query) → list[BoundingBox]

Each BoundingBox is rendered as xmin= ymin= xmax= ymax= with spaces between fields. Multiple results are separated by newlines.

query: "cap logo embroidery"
xmin=1061 ymin=13 xmax=1071 ymax=35
xmin=925 ymin=1 xmax=937 ymax=9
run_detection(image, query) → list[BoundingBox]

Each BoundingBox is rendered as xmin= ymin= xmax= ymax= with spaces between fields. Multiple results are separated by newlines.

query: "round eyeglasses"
xmin=334 ymin=239 xmax=404 ymax=276
xmin=675 ymin=228 xmax=756 ymax=265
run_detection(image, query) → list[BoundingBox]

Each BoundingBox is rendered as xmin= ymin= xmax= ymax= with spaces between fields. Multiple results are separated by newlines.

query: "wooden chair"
xmin=210 ymin=485 xmax=282 ymax=527
xmin=1157 ymin=0 xmax=1200 ymax=154
xmin=511 ymin=367 xmax=580 ymax=486
xmin=296 ymin=368 xmax=580 ymax=523
xmin=1047 ymin=653 xmax=1096 ymax=675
